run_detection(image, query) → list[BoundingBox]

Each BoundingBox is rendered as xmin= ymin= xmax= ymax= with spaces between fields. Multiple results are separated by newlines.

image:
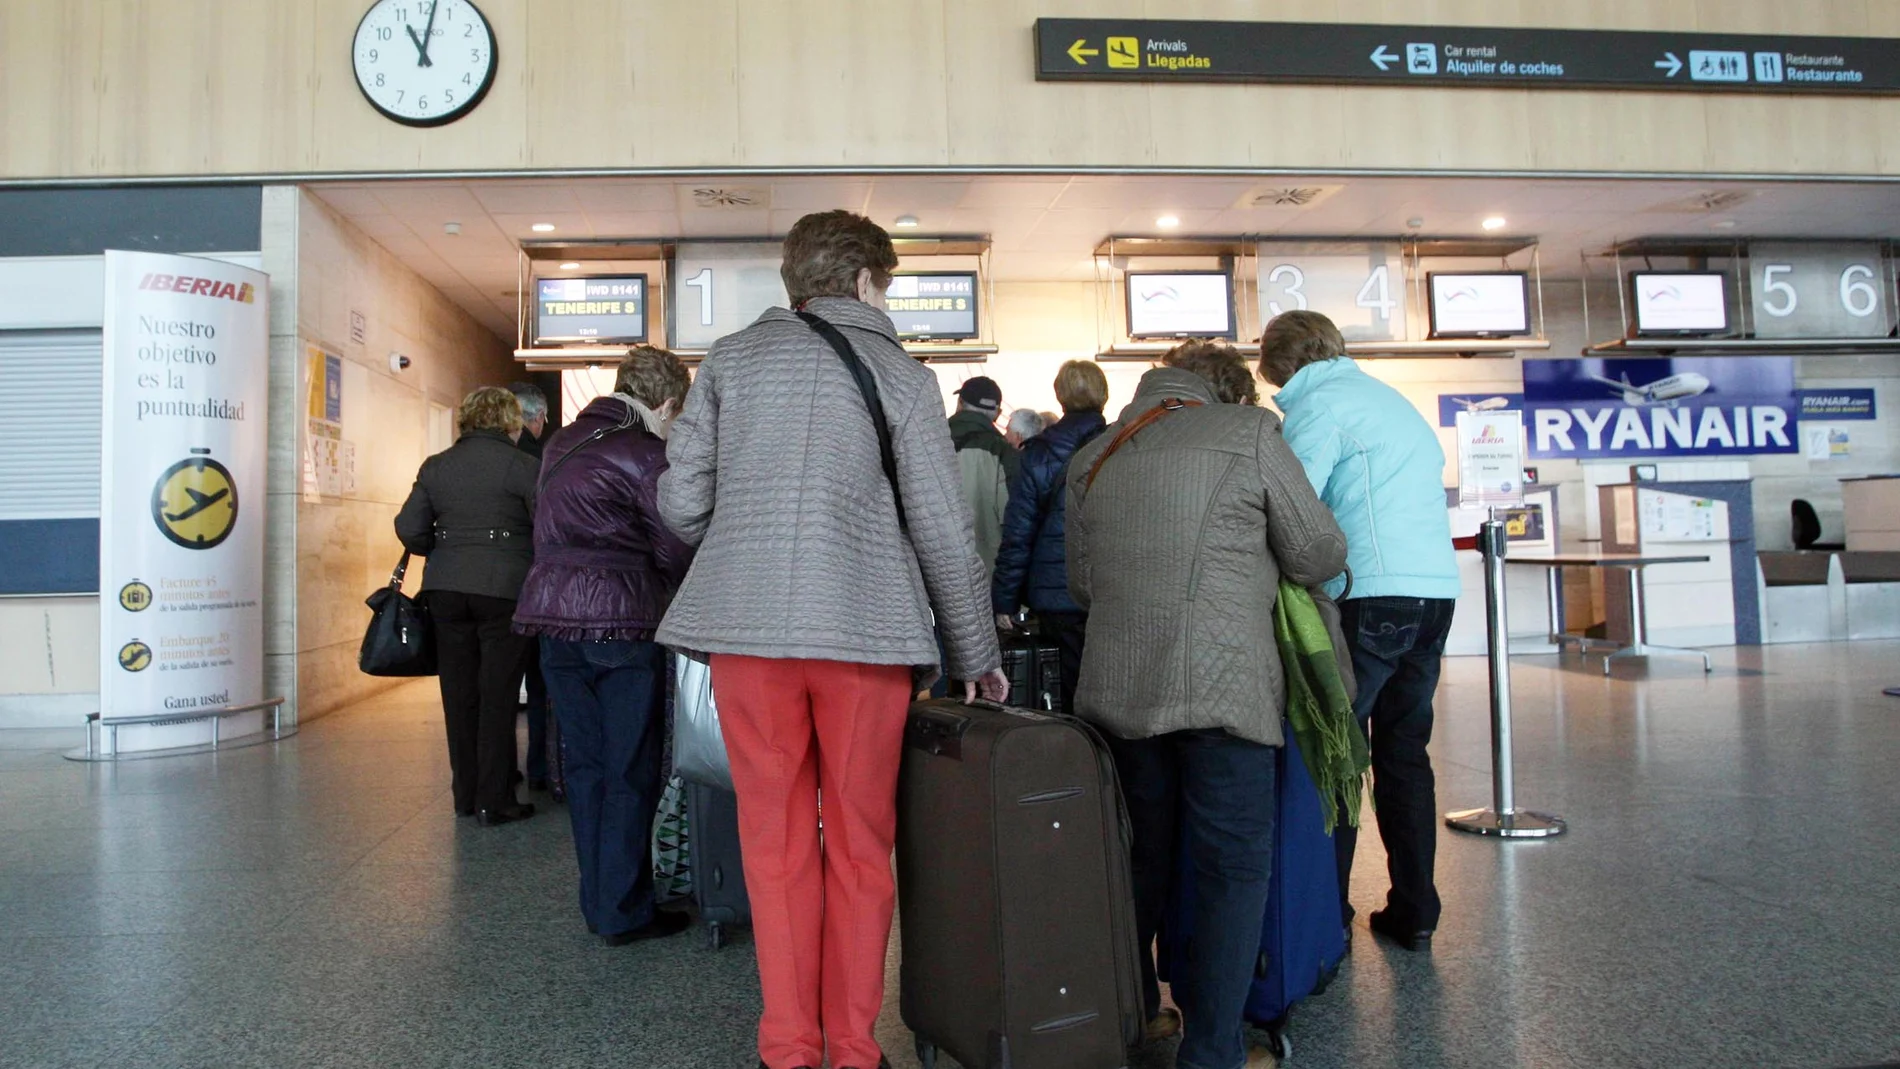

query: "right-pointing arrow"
xmin=1655 ymin=52 xmax=1683 ymax=77
xmin=1371 ymin=45 xmax=1397 ymax=71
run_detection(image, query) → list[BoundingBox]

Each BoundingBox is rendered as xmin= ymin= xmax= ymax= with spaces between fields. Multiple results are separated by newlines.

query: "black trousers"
xmin=1038 ymin=610 xmax=1087 ymax=718
xmin=1334 ymin=596 xmax=1456 ymax=931
xmin=430 ymin=590 xmax=530 ymax=813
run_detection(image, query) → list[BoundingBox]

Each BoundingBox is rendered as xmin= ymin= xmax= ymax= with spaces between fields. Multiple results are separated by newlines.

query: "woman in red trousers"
xmin=657 ymin=210 xmax=1006 ymax=1069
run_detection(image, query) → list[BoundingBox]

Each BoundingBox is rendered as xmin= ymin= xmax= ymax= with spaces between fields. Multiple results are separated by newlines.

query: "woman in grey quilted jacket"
xmin=1065 ymin=341 xmax=1347 ymax=1069
xmin=657 ymin=210 xmax=1005 ymax=1069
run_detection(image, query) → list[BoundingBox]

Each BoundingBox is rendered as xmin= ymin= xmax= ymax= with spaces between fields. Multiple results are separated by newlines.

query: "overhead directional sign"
xmin=1034 ymin=18 xmax=1900 ymax=94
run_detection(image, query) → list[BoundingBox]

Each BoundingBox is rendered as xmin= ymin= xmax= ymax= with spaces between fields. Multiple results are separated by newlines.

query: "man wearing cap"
xmin=948 ymin=376 xmax=1020 ymax=573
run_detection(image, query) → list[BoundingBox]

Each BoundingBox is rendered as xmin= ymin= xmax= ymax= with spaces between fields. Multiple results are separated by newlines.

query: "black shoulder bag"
xmin=359 ymin=551 xmax=437 ymax=677
xmin=796 ymin=310 xmax=908 ymax=532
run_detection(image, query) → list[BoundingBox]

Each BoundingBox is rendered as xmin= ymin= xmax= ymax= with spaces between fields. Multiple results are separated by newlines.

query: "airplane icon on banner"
xmin=1590 ymin=371 xmax=1711 ymax=408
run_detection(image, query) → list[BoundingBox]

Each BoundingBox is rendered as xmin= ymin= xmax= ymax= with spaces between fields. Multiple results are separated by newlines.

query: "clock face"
xmin=352 ymin=0 xmax=496 ymax=127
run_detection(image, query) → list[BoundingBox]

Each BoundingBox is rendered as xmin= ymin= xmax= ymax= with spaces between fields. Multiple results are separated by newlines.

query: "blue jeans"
xmin=1333 ymin=597 xmax=1456 ymax=932
xmin=540 ymin=637 xmax=667 ymax=936
xmin=1109 ymin=729 xmax=1278 ymax=1069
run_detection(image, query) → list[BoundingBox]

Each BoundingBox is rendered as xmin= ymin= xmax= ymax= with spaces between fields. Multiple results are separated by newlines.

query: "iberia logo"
xmin=139 ymin=273 xmax=255 ymax=304
xmin=1474 ymin=424 xmax=1508 ymax=444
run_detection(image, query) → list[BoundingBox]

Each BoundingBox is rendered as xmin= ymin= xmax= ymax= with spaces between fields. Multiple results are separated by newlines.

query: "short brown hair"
xmin=457 ymin=386 xmax=523 ymax=437
xmin=1162 ymin=340 xmax=1259 ymax=406
xmin=615 ymin=345 xmax=691 ymax=411
xmin=1260 ymin=310 xmax=1347 ymax=387
xmin=780 ymin=210 xmax=899 ymax=305
xmin=1053 ymin=359 xmax=1110 ymax=412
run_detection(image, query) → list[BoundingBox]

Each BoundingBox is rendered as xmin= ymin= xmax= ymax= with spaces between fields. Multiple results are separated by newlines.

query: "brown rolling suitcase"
xmin=896 ymin=698 xmax=1143 ymax=1069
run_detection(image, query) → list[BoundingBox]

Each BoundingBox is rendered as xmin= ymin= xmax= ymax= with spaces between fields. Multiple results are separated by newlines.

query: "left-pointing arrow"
xmin=1069 ymin=39 xmax=1100 ymax=65
xmin=1370 ymin=45 xmax=1398 ymax=71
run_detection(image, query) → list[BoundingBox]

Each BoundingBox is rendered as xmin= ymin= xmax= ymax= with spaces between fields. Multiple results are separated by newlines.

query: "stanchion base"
xmin=1445 ymin=807 xmax=1567 ymax=838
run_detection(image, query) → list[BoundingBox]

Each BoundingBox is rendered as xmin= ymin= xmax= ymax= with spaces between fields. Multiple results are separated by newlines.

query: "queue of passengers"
xmin=394 ymin=208 xmax=1458 ymax=1069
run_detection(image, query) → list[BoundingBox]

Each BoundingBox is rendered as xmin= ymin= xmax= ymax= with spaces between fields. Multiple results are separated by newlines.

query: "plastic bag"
xmin=673 ymin=655 xmax=734 ymax=792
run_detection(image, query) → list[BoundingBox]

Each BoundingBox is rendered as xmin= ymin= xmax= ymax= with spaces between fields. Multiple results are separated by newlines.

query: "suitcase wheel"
xmin=1264 ymin=1023 xmax=1291 ymax=1060
xmin=707 ymin=922 xmax=728 ymax=951
xmin=914 ymin=1037 xmax=937 ymax=1069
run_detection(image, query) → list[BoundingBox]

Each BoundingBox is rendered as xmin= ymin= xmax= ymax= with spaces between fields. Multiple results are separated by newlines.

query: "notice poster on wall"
xmin=99 ymin=251 xmax=269 ymax=754
xmin=1523 ymin=357 xmax=1797 ymax=460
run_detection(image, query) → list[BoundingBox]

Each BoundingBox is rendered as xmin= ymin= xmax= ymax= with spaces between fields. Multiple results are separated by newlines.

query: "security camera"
xmin=389 ymin=353 xmax=411 ymax=372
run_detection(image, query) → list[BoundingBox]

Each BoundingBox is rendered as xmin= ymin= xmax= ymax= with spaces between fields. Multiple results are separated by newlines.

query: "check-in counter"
xmin=1843 ymin=551 xmax=1900 ymax=639
xmin=1842 ymin=476 xmax=1900 ymax=552
xmin=1597 ymin=480 xmax=1759 ymax=648
xmin=1757 ymin=551 xmax=1839 ymax=644
xmin=1755 ymin=550 xmax=1900 ymax=642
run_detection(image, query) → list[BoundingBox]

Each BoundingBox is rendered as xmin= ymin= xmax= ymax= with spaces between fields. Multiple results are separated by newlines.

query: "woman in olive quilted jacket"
xmin=1065 ymin=342 xmax=1346 ymax=1069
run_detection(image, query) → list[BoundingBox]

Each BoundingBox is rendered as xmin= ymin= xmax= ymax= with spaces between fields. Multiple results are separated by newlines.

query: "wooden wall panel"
xmin=0 ymin=2 xmax=106 ymax=176
xmin=733 ymin=0 xmax=952 ymax=167
xmin=944 ymin=0 xmax=1153 ymax=167
xmin=1 ymin=0 xmax=1897 ymax=181
xmin=521 ymin=0 xmax=741 ymax=170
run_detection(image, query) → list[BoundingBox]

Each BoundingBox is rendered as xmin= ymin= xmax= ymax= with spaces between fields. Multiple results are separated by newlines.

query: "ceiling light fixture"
xmin=443 ymin=221 xmax=462 ymax=236
xmin=531 ymin=223 xmax=556 ymax=233
xmin=1156 ymin=215 xmax=1181 ymax=229
xmin=559 ymin=262 xmax=581 ymax=270
xmin=894 ymin=215 xmax=920 ymax=228
xmin=1711 ymin=219 xmax=1739 ymax=230
xmin=1481 ymin=216 xmax=1508 ymax=231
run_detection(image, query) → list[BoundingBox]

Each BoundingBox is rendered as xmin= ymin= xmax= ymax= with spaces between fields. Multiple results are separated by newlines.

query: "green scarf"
xmin=1275 ymin=581 xmax=1370 ymax=834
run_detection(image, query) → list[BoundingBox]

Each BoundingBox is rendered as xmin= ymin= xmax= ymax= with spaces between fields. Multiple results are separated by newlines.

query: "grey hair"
xmin=1006 ymin=408 xmax=1047 ymax=441
xmin=507 ymin=381 xmax=549 ymax=421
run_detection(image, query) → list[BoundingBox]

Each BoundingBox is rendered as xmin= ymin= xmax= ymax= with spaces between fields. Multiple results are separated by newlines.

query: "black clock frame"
xmin=352 ymin=0 xmax=499 ymax=128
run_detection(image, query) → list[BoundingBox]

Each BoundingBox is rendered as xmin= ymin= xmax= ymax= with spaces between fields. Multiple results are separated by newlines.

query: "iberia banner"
xmin=99 ymin=251 xmax=269 ymax=754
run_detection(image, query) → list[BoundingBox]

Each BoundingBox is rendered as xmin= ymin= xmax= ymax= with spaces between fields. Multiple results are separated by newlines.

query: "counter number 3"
xmin=353 ymin=0 xmax=497 ymax=127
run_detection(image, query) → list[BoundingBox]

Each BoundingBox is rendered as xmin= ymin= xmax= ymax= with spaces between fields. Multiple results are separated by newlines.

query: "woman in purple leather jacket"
xmin=514 ymin=347 xmax=696 ymax=945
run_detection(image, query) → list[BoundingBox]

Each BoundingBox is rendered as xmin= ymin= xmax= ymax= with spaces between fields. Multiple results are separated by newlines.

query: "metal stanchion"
xmin=1446 ymin=513 xmax=1566 ymax=839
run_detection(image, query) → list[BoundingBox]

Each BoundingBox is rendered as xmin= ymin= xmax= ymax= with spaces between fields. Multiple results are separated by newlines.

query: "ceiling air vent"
xmin=1650 ymin=189 xmax=1757 ymax=213
xmin=690 ymin=186 xmax=769 ymax=209
xmin=1244 ymin=185 xmax=1344 ymax=209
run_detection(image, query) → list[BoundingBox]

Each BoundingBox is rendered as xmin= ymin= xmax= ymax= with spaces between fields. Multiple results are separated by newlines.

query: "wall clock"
xmin=352 ymin=0 xmax=497 ymax=127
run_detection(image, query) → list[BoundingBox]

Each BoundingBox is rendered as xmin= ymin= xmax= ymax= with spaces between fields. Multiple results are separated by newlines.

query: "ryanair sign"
xmin=1523 ymin=357 xmax=1798 ymax=460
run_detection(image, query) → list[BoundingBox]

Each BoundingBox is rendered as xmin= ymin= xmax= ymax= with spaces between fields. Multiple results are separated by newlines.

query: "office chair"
xmin=1791 ymin=499 xmax=1845 ymax=551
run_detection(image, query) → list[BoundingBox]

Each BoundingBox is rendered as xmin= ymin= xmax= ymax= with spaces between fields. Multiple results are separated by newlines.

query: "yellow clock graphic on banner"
xmin=151 ymin=451 xmax=239 ymax=550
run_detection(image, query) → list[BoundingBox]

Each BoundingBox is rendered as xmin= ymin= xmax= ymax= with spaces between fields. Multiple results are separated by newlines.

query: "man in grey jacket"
xmin=657 ymin=210 xmax=1005 ymax=1069
xmin=947 ymin=375 xmax=1017 ymax=573
xmin=1067 ymin=343 xmax=1347 ymax=1069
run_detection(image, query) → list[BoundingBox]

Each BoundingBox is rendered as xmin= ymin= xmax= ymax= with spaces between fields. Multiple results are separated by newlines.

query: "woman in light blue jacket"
xmin=1262 ymin=310 xmax=1459 ymax=956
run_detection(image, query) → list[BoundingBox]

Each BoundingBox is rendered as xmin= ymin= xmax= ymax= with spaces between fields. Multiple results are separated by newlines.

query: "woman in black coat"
xmin=396 ymin=386 xmax=540 ymax=826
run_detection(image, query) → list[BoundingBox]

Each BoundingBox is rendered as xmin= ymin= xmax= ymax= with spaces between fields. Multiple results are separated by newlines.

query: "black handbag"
xmin=359 ymin=551 xmax=437 ymax=676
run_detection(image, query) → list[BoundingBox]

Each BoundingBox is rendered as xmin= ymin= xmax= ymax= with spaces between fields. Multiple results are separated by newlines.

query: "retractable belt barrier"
xmin=1444 ymin=514 xmax=1567 ymax=839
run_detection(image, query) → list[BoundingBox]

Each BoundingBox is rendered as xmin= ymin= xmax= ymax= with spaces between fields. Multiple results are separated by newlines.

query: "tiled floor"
xmin=3 ymin=642 xmax=1898 ymax=1069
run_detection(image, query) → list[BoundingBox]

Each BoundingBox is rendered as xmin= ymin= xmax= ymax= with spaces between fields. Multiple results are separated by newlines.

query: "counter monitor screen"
xmin=1126 ymin=271 xmax=1236 ymax=339
xmin=534 ymin=275 xmax=648 ymax=345
xmin=1427 ymin=272 xmax=1531 ymax=338
xmin=887 ymin=272 xmax=979 ymax=340
xmin=1630 ymin=272 xmax=1729 ymax=335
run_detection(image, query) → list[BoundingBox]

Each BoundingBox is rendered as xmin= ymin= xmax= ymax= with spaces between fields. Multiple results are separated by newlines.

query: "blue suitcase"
xmin=1157 ymin=726 xmax=1345 ymax=1059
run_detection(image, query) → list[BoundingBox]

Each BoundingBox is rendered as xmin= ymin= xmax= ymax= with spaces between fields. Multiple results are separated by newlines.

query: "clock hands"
xmin=417 ymin=0 xmax=442 ymax=67
xmin=404 ymin=23 xmax=431 ymax=66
